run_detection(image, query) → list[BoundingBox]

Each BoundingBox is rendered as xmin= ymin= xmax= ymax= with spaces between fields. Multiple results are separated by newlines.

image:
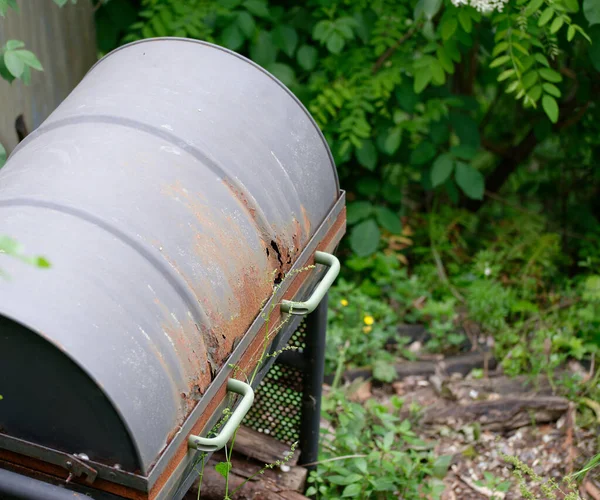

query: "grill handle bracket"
xmin=280 ymin=251 xmax=340 ymax=316
xmin=188 ymin=379 xmax=254 ymax=452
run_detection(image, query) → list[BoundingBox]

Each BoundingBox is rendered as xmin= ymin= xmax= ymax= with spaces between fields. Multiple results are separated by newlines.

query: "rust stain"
xmin=300 ymin=204 xmax=311 ymax=239
xmin=0 ymin=208 xmax=347 ymax=500
xmin=148 ymin=207 xmax=346 ymax=499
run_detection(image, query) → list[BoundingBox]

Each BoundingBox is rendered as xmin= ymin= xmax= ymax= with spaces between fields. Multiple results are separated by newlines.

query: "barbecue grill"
xmin=0 ymin=38 xmax=345 ymax=499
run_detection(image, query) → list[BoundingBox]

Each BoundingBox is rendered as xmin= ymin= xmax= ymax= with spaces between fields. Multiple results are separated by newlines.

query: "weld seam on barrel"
xmin=8 ymin=115 xmax=277 ymax=246
xmin=0 ymin=197 xmax=210 ymax=331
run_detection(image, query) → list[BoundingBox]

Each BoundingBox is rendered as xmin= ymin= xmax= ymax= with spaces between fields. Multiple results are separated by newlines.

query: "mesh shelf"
xmin=245 ymin=320 xmax=307 ymax=445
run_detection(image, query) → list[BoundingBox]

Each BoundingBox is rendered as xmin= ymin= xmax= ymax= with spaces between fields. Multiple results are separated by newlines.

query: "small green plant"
xmin=475 ymin=471 xmax=512 ymax=500
xmin=327 ymin=278 xmax=406 ymax=380
xmin=501 ymin=453 xmax=583 ymax=500
xmin=305 ymin=383 xmax=449 ymax=499
xmin=0 ymin=236 xmax=50 ymax=269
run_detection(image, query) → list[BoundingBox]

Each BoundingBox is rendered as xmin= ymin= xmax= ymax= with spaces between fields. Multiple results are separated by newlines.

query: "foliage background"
xmin=1 ymin=0 xmax=600 ymax=497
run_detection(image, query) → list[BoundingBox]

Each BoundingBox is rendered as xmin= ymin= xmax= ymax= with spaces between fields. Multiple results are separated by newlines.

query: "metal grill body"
xmin=0 ymin=37 xmax=345 ymax=500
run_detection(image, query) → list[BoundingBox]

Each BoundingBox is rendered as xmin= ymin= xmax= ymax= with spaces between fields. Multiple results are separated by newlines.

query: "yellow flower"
xmin=340 ymin=299 xmax=349 ymax=307
xmin=363 ymin=315 xmax=374 ymax=326
xmin=363 ymin=326 xmax=372 ymax=334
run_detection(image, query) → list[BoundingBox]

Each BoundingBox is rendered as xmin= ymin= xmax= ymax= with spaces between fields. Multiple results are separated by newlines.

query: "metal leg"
xmin=298 ymin=293 xmax=328 ymax=468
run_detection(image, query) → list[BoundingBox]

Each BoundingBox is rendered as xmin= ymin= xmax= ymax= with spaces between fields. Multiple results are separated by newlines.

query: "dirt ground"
xmin=343 ymin=367 xmax=599 ymax=500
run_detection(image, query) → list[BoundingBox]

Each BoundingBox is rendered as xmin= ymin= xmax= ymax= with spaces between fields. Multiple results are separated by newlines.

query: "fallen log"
xmin=423 ymin=395 xmax=569 ymax=430
xmin=186 ymin=453 xmax=308 ymax=500
xmin=184 ymin=426 xmax=307 ymax=500
xmin=343 ymin=351 xmax=497 ymax=382
xmin=233 ymin=425 xmax=300 ymax=466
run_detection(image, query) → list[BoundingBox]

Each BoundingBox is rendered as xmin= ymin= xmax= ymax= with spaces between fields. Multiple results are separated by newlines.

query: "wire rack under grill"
xmin=245 ymin=320 xmax=307 ymax=445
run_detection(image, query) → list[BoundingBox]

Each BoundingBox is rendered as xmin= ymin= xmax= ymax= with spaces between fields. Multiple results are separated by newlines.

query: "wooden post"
xmin=0 ymin=1 xmax=96 ymax=152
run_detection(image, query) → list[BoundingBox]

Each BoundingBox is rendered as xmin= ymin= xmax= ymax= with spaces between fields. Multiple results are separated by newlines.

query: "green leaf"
xmin=414 ymin=67 xmax=432 ymax=93
xmin=383 ymin=128 xmax=402 ymax=155
xmin=326 ymin=32 xmax=345 ymax=54
xmin=354 ymin=458 xmax=368 ymax=474
xmin=267 ymin=63 xmax=295 ymax=86
xmin=524 ymin=0 xmax=545 ymax=16
xmin=490 ymin=55 xmax=510 ymax=68
xmin=450 ymin=144 xmax=477 ymax=159
xmin=215 ymin=461 xmax=231 ymax=478
xmin=431 ymin=154 xmax=454 ymax=187
xmin=243 ymin=0 xmax=269 ymax=18
xmin=5 ymin=40 xmax=24 ymax=50
xmin=542 ymin=94 xmax=559 ymax=123
xmin=15 ymin=50 xmax=42 ymax=71
xmin=584 ymin=0 xmax=600 ymax=25
xmin=371 ymin=478 xmax=396 ymax=491
xmin=538 ymin=7 xmax=554 ymax=26
xmin=542 ymin=82 xmax=562 ymax=97
xmin=237 ymin=11 xmax=255 ymax=38
xmin=550 ymin=16 xmax=564 ymax=34
xmin=53 ymin=0 xmax=68 ymax=6
xmin=565 ymin=0 xmax=579 ymax=12
xmin=35 ymin=257 xmax=51 ymax=268
xmin=410 ymin=141 xmax=436 ymax=165
xmin=498 ymin=68 xmax=515 ymax=81
xmin=375 ymin=206 xmax=402 ymax=234
xmin=432 ymin=455 xmax=453 ymax=478
xmin=521 ymin=71 xmax=537 ymax=90
xmin=250 ymin=31 xmax=277 ymax=66
xmin=527 ymin=84 xmax=542 ymax=102
xmin=458 ymin=9 xmax=472 ymax=32
xmin=441 ymin=17 xmax=458 ymax=40
xmin=221 ymin=23 xmax=244 ymax=51
xmin=0 ymin=236 xmax=22 ymax=256
xmin=567 ymin=24 xmax=576 ymax=41
xmin=539 ymin=67 xmax=562 ymax=82
xmin=373 ymin=359 xmax=396 ymax=382
xmin=347 ymin=201 xmax=374 ymax=224
xmin=534 ymin=53 xmax=550 ymax=67
xmin=589 ymin=26 xmax=600 ymax=71
xmin=350 ymin=219 xmax=380 ymax=257
xmin=342 ymin=483 xmax=363 ymax=498
xmin=297 ymin=45 xmax=317 ymax=71
xmin=437 ymin=46 xmax=454 ymax=74
xmin=356 ymin=140 xmax=378 ymax=171
xmin=0 ymin=0 xmax=17 ymax=17
xmin=0 ymin=142 xmax=6 ymax=168
xmin=4 ymin=50 xmax=24 ymax=78
xmin=272 ymin=25 xmax=298 ymax=57
xmin=430 ymin=59 xmax=446 ymax=85
xmin=455 ymin=162 xmax=484 ymax=200
xmin=415 ymin=0 xmax=442 ymax=20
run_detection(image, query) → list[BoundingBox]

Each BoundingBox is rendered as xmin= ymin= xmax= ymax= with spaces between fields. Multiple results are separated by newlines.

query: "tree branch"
xmin=372 ymin=24 xmax=421 ymax=73
xmin=469 ymin=95 xmax=593 ymax=211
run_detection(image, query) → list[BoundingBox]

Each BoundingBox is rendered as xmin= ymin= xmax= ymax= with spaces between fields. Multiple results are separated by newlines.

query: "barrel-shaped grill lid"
xmin=0 ymin=38 xmax=338 ymax=473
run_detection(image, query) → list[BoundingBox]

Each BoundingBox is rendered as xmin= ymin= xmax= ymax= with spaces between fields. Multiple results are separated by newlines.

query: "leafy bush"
xmin=306 ymin=386 xmax=450 ymax=499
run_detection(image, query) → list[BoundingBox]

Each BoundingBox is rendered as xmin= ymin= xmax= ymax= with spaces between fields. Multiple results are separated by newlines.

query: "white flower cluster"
xmin=451 ymin=0 xmax=509 ymax=13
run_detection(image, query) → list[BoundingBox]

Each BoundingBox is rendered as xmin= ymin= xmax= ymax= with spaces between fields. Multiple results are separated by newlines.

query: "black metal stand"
xmin=298 ymin=294 xmax=327 ymax=468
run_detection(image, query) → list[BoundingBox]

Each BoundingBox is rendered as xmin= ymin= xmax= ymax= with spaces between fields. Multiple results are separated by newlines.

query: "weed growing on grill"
xmin=195 ymin=265 xmax=314 ymax=499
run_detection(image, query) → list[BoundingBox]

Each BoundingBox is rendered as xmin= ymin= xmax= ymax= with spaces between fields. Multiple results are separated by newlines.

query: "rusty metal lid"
xmin=0 ymin=38 xmax=338 ymax=474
